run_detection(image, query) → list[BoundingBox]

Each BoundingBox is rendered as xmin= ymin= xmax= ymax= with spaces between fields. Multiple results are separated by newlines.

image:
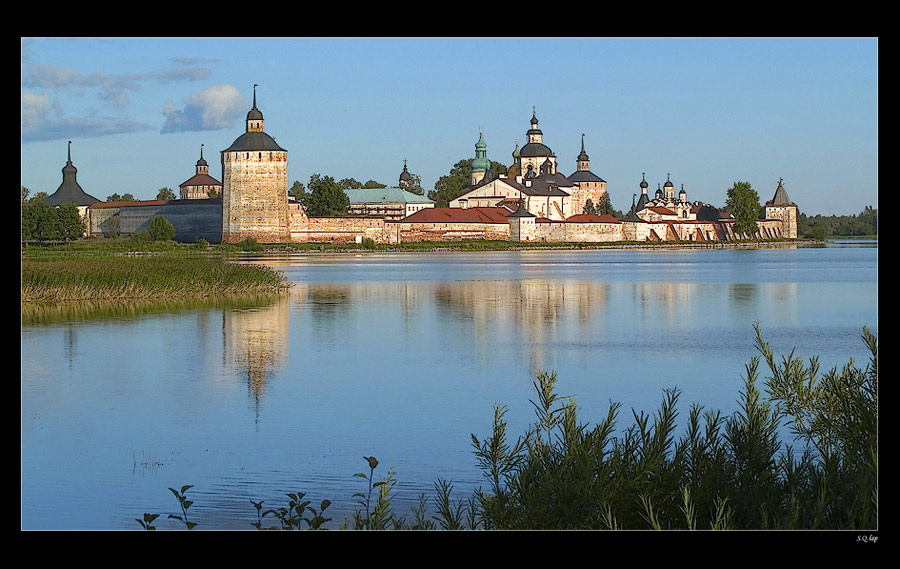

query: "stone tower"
xmin=567 ymin=134 xmax=607 ymax=215
xmin=764 ymin=178 xmax=798 ymax=238
xmin=221 ymin=85 xmax=289 ymax=243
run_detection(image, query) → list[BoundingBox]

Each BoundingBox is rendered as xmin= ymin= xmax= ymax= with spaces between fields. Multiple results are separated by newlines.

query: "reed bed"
xmin=21 ymin=256 xmax=289 ymax=305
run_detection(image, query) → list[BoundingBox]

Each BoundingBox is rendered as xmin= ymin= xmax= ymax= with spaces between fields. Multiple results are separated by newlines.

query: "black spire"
xmin=247 ymin=84 xmax=263 ymax=121
xmin=577 ymin=133 xmax=589 ymax=162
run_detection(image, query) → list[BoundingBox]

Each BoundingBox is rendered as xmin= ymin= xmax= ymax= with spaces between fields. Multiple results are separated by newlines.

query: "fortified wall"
xmin=88 ymin=198 xmax=223 ymax=243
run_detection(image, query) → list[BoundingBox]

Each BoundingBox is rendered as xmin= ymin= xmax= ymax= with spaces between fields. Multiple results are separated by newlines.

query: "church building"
xmin=179 ymin=144 xmax=223 ymax=199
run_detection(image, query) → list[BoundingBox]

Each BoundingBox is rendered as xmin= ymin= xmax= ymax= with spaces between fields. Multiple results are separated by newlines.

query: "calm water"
xmin=21 ymin=243 xmax=878 ymax=529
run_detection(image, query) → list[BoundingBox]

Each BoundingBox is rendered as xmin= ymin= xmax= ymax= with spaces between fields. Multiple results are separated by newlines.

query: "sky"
xmin=21 ymin=37 xmax=877 ymax=216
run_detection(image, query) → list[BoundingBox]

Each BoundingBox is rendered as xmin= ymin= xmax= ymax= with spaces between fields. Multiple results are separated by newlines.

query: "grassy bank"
xmin=22 ymin=255 xmax=288 ymax=305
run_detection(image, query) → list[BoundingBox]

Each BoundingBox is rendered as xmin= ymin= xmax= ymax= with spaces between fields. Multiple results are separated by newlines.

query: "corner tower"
xmin=764 ymin=177 xmax=798 ymax=238
xmin=221 ymin=85 xmax=289 ymax=243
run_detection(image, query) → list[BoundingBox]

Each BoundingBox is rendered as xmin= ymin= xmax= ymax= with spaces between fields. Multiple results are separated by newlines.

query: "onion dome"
xmin=196 ymin=144 xmax=208 ymax=167
xmin=471 ymin=130 xmax=489 ymax=172
xmin=664 ymin=173 xmax=674 ymax=188
xmin=399 ymin=159 xmax=411 ymax=181
xmin=655 ymin=183 xmax=663 ymax=199
xmin=512 ymin=139 xmax=520 ymax=160
xmin=640 ymin=172 xmax=649 ymax=189
xmin=679 ymin=184 xmax=686 ymax=196
xmin=530 ymin=107 xmax=539 ymax=127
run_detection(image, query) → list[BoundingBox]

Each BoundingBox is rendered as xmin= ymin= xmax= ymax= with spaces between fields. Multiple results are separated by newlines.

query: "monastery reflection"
xmin=633 ymin=282 xmax=701 ymax=328
xmin=222 ymin=295 xmax=290 ymax=420
xmin=433 ymin=279 xmax=609 ymax=374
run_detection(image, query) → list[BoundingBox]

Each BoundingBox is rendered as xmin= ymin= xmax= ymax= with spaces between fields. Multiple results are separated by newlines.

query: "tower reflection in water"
xmin=222 ymin=295 xmax=290 ymax=421
xmin=216 ymin=279 xmax=799 ymax=418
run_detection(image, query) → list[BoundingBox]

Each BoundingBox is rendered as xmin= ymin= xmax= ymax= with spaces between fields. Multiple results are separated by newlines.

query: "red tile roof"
xmin=179 ymin=173 xmax=222 ymax=188
xmin=646 ymin=206 xmax=675 ymax=215
xmin=399 ymin=206 xmax=511 ymax=224
xmin=565 ymin=213 xmax=622 ymax=224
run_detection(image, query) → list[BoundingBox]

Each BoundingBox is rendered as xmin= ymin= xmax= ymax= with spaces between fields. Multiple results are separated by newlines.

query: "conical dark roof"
xmin=44 ymin=141 xmax=99 ymax=207
xmin=767 ymin=178 xmax=795 ymax=206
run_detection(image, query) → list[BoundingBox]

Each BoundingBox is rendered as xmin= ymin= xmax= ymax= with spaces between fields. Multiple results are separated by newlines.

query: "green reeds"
xmin=21 ymin=256 xmax=288 ymax=305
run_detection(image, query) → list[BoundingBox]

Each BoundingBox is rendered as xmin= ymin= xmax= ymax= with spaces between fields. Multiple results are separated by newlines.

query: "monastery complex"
xmin=43 ymin=88 xmax=799 ymax=245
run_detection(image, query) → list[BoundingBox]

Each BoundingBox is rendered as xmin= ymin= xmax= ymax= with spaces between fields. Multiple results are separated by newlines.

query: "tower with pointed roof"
xmin=180 ymin=144 xmax=223 ymax=199
xmin=44 ymin=141 xmax=99 ymax=236
xmin=764 ymin=177 xmax=798 ymax=238
xmin=221 ymin=85 xmax=289 ymax=243
xmin=567 ymin=134 xmax=607 ymax=215
xmin=45 ymin=141 xmax=99 ymax=208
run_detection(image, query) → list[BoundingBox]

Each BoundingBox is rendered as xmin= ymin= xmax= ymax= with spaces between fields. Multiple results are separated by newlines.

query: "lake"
xmin=20 ymin=242 xmax=878 ymax=529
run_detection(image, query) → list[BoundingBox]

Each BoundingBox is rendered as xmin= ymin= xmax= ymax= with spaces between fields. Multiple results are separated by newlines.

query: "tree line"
xmin=798 ymin=207 xmax=877 ymax=239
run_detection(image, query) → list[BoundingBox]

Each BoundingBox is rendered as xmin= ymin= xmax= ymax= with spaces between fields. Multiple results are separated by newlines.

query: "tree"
xmin=725 ymin=181 xmax=760 ymax=238
xmin=207 ymin=187 xmax=220 ymax=199
xmin=405 ymin=173 xmax=424 ymax=196
xmin=305 ymin=174 xmax=349 ymax=216
xmin=56 ymin=203 xmax=85 ymax=241
xmin=583 ymin=199 xmax=596 ymax=215
xmin=338 ymin=178 xmax=362 ymax=190
xmin=362 ymin=180 xmax=386 ymax=189
xmin=21 ymin=186 xmax=30 ymax=202
xmin=597 ymin=193 xmax=613 ymax=215
xmin=432 ymin=158 xmax=508 ymax=207
xmin=156 ymin=187 xmax=176 ymax=200
xmin=147 ymin=215 xmax=176 ymax=241
xmin=106 ymin=193 xmax=135 ymax=202
xmin=21 ymin=197 xmax=84 ymax=242
xmin=289 ymin=180 xmax=307 ymax=204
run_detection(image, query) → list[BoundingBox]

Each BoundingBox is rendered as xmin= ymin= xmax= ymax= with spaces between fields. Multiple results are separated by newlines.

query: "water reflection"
xmin=222 ymin=295 xmax=290 ymax=421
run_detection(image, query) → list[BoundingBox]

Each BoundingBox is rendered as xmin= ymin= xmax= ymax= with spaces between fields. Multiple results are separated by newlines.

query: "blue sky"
xmin=21 ymin=37 xmax=877 ymax=215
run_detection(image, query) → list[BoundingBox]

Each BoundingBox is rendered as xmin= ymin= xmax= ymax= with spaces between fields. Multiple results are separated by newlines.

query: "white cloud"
xmin=161 ymin=84 xmax=247 ymax=133
xmin=21 ymin=91 xmax=51 ymax=128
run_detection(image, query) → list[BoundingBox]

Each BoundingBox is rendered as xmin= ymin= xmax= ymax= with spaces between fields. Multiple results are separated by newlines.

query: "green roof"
xmin=343 ymin=187 xmax=434 ymax=205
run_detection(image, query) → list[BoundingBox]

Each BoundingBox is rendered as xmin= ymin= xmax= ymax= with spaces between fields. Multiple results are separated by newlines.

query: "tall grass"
xmin=473 ymin=324 xmax=877 ymax=530
xmin=21 ymin=256 xmax=288 ymax=304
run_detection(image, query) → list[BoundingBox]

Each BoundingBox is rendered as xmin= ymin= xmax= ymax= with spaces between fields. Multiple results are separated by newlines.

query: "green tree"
xmin=338 ymin=178 xmax=362 ymax=190
xmin=106 ymin=193 xmax=135 ymax=202
xmin=405 ymin=173 xmax=425 ymax=196
xmin=289 ymin=180 xmax=307 ymax=205
xmin=725 ymin=181 xmax=760 ymax=238
xmin=362 ymin=180 xmax=386 ymax=189
xmin=431 ymin=158 xmax=508 ymax=207
xmin=147 ymin=215 xmax=176 ymax=241
xmin=207 ymin=187 xmax=220 ymax=199
xmin=305 ymin=174 xmax=349 ymax=216
xmin=582 ymin=199 xmax=596 ymax=215
xmin=156 ymin=187 xmax=176 ymax=200
xmin=21 ymin=186 xmax=30 ymax=202
xmin=56 ymin=203 xmax=85 ymax=241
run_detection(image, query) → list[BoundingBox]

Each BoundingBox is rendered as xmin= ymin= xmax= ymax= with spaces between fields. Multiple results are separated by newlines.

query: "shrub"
xmin=147 ymin=215 xmax=176 ymax=241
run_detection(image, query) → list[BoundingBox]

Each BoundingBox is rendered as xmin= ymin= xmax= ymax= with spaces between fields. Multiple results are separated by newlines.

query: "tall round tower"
xmin=221 ymin=85 xmax=289 ymax=243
